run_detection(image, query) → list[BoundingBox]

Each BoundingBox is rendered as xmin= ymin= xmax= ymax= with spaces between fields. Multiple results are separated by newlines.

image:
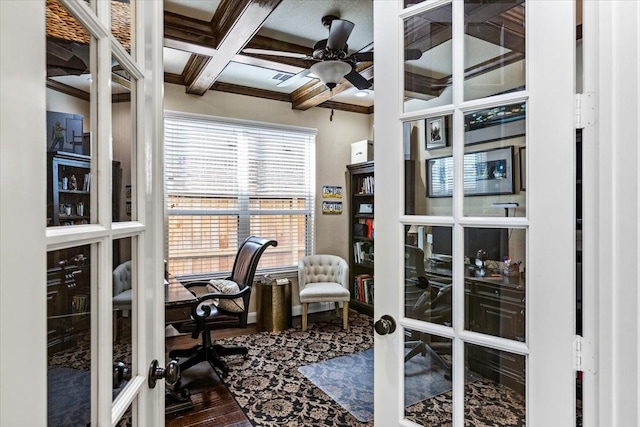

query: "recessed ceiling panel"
xmin=164 ymin=0 xmax=220 ymax=22
xmin=163 ymin=47 xmax=192 ymax=75
xmin=217 ymin=61 xmax=314 ymax=94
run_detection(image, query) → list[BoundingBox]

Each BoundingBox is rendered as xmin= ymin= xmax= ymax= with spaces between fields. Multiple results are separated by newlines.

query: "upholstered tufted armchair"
xmin=112 ymin=260 xmax=132 ymax=340
xmin=113 ymin=260 xmax=132 ymax=313
xmin=298 ymin=254 xmax=350 ymax=331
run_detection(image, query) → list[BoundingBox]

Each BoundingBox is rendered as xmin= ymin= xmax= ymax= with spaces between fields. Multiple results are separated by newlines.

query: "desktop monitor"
xmin=431 ymin=226 xmax=452 ymax=257
xmin=464 ymin=227 xmax=508 ymax=261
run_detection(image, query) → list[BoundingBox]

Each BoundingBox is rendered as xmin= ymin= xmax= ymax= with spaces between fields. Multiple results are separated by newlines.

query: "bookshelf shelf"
xmin=347 ymin=161 xmax=374 ymax=315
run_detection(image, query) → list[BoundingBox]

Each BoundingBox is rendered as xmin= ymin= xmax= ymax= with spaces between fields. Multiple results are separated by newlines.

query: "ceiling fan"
xmin=244 ymin=15 xmax=422 ymax=91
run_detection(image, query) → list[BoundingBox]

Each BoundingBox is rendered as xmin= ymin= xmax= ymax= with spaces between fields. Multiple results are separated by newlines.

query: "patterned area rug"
xmin=217 ymin=312 xmax=526 ymax=426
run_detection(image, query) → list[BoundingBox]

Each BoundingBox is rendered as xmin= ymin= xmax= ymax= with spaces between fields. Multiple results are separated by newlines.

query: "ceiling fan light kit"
xmin=242 ymin=14 xmax=387 ymax=92
xmin=310 ymin=60 xmax=352 ymax=89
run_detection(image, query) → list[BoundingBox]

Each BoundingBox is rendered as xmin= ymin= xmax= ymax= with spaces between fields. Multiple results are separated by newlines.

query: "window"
xmin=164 ymin=112 xmax=316 ymax=277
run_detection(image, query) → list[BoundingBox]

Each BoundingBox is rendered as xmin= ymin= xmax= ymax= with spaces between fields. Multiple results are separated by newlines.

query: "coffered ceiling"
xmin=46 ymin=1 xmax=543 ymax=116
xmin=162 ymin=0 xmax=375 ymax=114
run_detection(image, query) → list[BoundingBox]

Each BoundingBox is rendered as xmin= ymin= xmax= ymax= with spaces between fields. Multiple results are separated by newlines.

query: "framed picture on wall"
xmin=427 ymin=146 xmax=515 ymax=197
xmin=464 ymin=102 xmax=526 ymax=146
xmin=426 ymin=116 xmax=447 ymax=150
xmin=46 ymin=111 xmax=85 ymax=154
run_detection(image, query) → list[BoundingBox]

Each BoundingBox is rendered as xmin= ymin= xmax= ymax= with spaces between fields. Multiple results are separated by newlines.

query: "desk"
xmin=165 ymin=276 xmax=197 ymax=324
xmin=422 ymin=264 xmax=526 ymax=394
xmin=164 ymin=276 xmax=197 ymax=414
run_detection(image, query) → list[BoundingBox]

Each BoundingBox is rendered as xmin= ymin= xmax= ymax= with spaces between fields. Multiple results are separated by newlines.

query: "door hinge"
xmin=576 ymin=92 xmax=597 ymax=129
xmin=574 ymin=335 xmax=596 ymax=373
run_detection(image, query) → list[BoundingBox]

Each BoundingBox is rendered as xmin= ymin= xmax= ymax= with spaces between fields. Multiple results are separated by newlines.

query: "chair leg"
xmin=302 ymin=302 xmax=308 ymax=331
xmin=342 ymin=302 xmax=349 ymax=330
xmin=335 ymin=302 xmax=340 ymax=318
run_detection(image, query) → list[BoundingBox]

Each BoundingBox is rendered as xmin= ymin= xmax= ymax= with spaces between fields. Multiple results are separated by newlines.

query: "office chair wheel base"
xmin=166 ymin=387 xmax=190 ymax=403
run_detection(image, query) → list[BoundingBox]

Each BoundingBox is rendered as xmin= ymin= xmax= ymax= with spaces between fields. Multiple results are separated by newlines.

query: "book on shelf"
xmin=356 ymin=175 xmax=375 ymax=194
xmin=353 ymin=274 xmax=374 ymax=304
xmin=72 ymin=294 xmax=89 ymax=314
xmin=82 ymin=173 xmax=91 ymax=192
xmin=353 ymin=240 xmax=373 ymax=264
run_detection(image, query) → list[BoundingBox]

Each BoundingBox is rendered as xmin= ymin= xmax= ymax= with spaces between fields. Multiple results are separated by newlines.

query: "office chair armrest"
xmin=182 ymin=276 xmax=234 ymax=296
xmin=189 ymin=286 xmax=250 ymax=322
xmin=197 ymin=286 xmax=250 ymax=303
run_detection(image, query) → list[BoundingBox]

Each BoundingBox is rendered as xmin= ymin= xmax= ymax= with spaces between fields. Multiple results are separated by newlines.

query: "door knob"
xmin=148 ymin=359 xmax=180 ymax=388
xmin=374 ymin=315 xmax=397 ymax=335
xmin=113 ymin=361 xmax=132 ymax=389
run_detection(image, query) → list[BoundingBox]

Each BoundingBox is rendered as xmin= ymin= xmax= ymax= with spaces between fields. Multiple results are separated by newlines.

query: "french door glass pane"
xmin=405 ymin=227 xmax=452 ymax=325
xmin=463 ymin=101 xmax=527 ymax=217
xmin=112 ymin=56 xmax=133 ymax=221
xmin=46 ymin=0 xmax=94 ymax=227
xmin=465 ymin=343 xmax=526 ymax=426
xmin=113 ymin=237 xmax=133 ymax=400
xmin=404 ymin=331 xmax=453 ymax=425
xmin=463 ymin=227 xmax=525 ymax=342
xmin=405 ymin=117 xmax=454 ymax=216
xmin=463 ymin=0 xmax=526 ymax=101
xmin=403 ymin=4 xmax=453 ymax=112
xmin=47 ymin=245 xmax=93 ymax=426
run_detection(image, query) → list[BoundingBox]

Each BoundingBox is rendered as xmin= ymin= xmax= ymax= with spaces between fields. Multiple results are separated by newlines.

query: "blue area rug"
xmin=298 ymin=348 xmax=478 ymax=422
xmin=48 ymin=367 xmax=91 ymax=427
xmin=48 ymin=367 xmax=127 ymax=426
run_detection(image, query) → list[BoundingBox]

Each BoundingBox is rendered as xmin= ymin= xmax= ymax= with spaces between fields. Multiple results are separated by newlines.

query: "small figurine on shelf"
xmin=69 ymin=174 xmax=77 ymax=190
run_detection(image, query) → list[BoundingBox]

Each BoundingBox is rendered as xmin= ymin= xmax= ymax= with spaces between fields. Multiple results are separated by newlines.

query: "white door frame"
xmin=0 ymin=0 xmax=49 ymax=422
xmin=0 ymin=0 xmax=165 ymax=425
xmin=373 ymin=1 xmax=576 ymax=425
xmin=581 ymin=1 xmax=640 ymax=426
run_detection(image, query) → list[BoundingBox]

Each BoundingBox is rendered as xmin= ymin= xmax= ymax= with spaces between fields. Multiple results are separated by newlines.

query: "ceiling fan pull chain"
xmin=330 ymin=88 xmax=334 ymax=121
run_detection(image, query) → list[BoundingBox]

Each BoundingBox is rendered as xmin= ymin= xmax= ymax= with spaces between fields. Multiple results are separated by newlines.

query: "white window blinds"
xmin=165 ymin=112 xmax=316 ymax=277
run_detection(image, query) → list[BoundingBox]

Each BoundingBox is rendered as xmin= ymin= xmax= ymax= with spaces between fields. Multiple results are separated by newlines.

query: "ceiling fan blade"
xmin=242 ymin=48 xmax=309 ymax=59
xmin=326 ymin=19 xmax=355 ymax=51
xmin=349 ymin=51 xmax=373 ymax=62
xmin=348 ymin=48 xmax=422 ymax=63
xmin=405 ymin=48 xmax=423 ymax=61
xmin=276 ymin=68 xmax=311 ymax=87
xmin=344 ymin=69 xmax=372 ymax=90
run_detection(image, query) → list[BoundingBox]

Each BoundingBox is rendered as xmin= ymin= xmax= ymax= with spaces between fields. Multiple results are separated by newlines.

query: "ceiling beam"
xmin=46 ymin=79 xmax=90 ymax=101
xmin=185 ymin=0 xmax=282 ymax=96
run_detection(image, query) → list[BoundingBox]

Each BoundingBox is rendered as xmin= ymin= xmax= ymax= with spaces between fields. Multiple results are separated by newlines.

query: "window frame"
xmin=164 ymin=111 xmax=316 ymax=280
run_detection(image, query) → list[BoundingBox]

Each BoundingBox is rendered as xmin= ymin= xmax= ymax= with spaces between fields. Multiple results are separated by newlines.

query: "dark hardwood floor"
xmin=164 ymin=326 xmax=257 ymax=427
xmin=164 ymin=312 xmax=334 ymax=427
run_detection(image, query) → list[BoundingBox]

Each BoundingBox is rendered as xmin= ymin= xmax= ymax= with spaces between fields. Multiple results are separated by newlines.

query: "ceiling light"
xmin=354 ymin=90 xmax=369 ymax=97
xmin=310 ymin=60 xmax=351 ymax=90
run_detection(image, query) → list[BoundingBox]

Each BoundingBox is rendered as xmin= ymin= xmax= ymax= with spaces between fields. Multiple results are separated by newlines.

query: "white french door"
xmin=373 ymin=1 xmax=576 ymax=426
xmin=0 ymin=0 xmax=165 ymax=425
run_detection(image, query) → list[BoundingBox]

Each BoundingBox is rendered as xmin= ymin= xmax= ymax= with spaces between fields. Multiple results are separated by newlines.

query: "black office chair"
xmin=404 ymin=245 xmax=452 ymax=376
xmin=168 ymin=236 xmax=277 ymax=378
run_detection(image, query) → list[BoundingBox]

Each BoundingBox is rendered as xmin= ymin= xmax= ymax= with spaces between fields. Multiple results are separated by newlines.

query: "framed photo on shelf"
xmin=427 ymin=146 xmax=515 ymax=197
xmin=358 ymin=203 xmax=373 ymax=214
xmin=519 ymin=146 xmax=526 ymax=191
xmin=426 ymin=116 xmax=447 ymax=150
